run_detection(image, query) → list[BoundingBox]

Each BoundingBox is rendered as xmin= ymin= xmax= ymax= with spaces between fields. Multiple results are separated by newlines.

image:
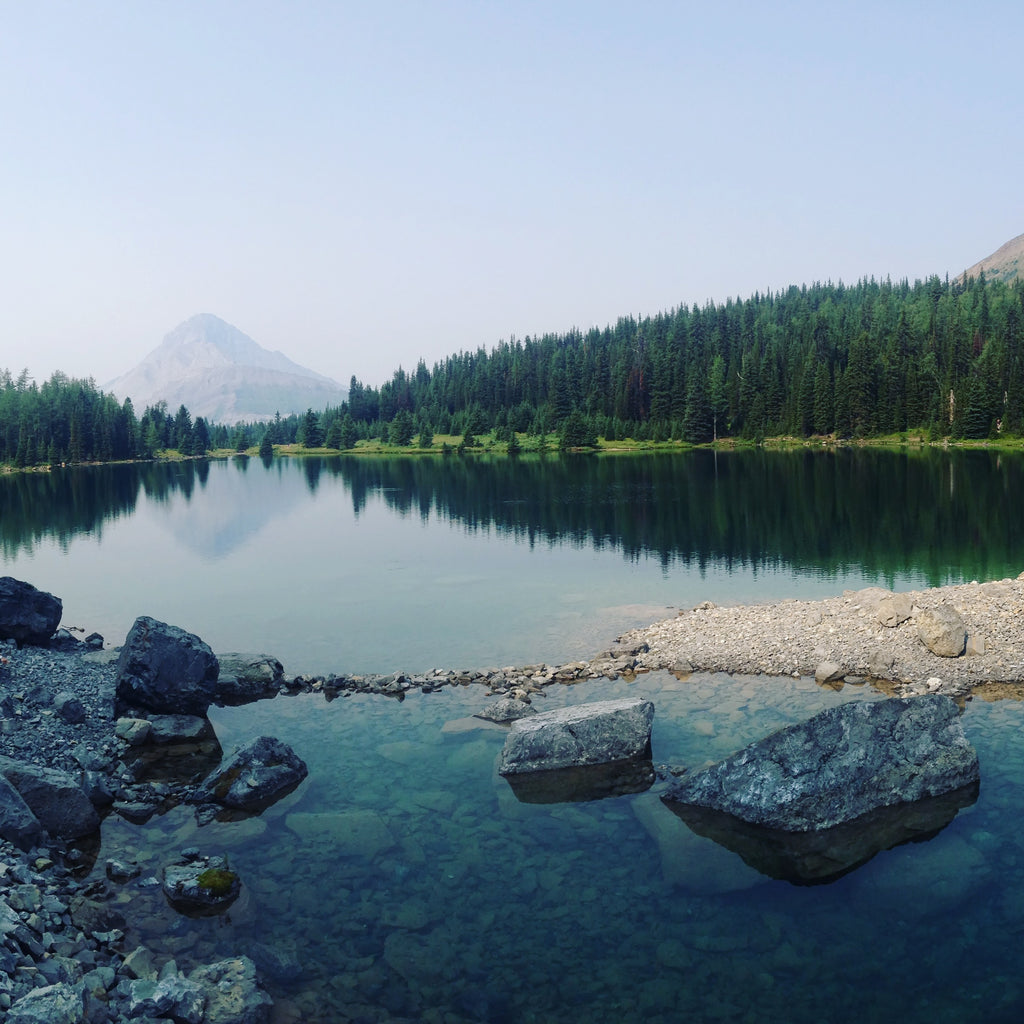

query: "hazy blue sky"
xmin=3 ymin=0 xmax=1022 ymax=389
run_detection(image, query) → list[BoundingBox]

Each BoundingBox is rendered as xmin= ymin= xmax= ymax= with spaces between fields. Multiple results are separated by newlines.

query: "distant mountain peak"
xmin=961 ymin=232 xmax=1024 ymax=285
xmin=107 ymin=315 xmax=346 ymax=423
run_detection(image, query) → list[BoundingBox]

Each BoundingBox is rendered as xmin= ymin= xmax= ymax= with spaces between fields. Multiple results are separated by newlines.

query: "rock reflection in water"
xmin=502 ymin=758 xmax=655 ymax=804
xmin=664 ymin=781 xmax=980 ymax=884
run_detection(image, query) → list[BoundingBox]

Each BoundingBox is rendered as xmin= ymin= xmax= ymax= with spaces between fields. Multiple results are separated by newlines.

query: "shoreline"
xmin=4 ymin=431 xmax=1024 ymax=476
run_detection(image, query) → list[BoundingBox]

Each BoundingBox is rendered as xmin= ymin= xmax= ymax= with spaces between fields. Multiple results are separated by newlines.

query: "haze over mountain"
xmin=961 ymin=232 xmax=1024 ymax=285
xmin=107 ymin=314 xmax=347 ymax=423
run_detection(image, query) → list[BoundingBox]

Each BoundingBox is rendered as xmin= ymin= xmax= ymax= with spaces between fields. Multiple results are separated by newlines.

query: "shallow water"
xmin=91 ymin=673 xmax=1024 ymax=1023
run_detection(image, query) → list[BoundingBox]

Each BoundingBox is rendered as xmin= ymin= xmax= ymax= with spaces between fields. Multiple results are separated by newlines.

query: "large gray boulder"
xmin=0 ymin=577 xmax=62 ymax=646
xmin=665 ymin=695 xmax=979 ymax=832
xmin=0 ymin=757 xmax=100 ymax=840
xmin=199 ymin=735 xmax=308 ymax=811
xmin=116 ymin=616 xmax=220 ymax=717
xmin=498 ymin=697 xmax=654 ymax=775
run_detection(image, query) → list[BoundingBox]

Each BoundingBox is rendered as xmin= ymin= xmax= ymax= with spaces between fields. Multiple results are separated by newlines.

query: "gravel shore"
xmin=616 ymin=573 xmax=1024 ymax=698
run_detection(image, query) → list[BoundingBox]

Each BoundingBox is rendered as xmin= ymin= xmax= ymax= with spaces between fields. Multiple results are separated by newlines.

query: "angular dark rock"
xmin=0 ymin=774 xmax=43 ymax=850
xmin=0 ymin=577 xmax=62 ymax=646
xmin=0 ymin=756 xmax=100 ymax=840
xmin=665 ymin=695 xmax=980 ymax=832
xmin=198 ymin=735 xmax=308 ymax=811
xmin=498 ymin=697 xmax=654 ymax=775
xmin=115 ymin=616 xmax=220 ymax=717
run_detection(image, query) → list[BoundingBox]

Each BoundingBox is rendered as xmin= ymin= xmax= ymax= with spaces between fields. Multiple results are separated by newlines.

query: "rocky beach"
xmin=1 ymin=571 xmax=1023 ymax=1022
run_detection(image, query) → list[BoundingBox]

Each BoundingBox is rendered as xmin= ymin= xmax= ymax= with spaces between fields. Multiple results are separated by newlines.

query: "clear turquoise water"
xmin=4 ymin=451 xmax=1023 ymax=1021
xmin=93 ymin=673 xmax=1024 ymax=1023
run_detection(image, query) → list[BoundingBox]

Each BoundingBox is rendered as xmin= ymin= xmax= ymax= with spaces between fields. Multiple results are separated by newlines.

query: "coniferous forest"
xmin=340 ymin=272 xmax=1024 ymax=447
xmin=2 ymin=270 xmax=1023 ymax=466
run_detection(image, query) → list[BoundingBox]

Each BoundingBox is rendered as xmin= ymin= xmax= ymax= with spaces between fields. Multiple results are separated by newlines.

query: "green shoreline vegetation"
xmin=3 ymin=272 xmax=1024 ymax=472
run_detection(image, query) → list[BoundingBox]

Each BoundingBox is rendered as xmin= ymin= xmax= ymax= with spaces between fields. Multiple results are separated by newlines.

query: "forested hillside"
xmin=334 ymin=272 xmax=1023 ymax=445
xmin=3 ymin=271 xmax=1024 ymax=467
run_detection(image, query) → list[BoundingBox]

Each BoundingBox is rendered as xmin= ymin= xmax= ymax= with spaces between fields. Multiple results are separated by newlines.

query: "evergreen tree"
xmin=389 ymin=409 xmax=414 ymax=446
xmin=301 ymin=409 xmax=324 ymax=448
xmin=339 ymin=414 xmax=358 ymax=450
xmin=559 ymin=410 xmax=597 ymax=450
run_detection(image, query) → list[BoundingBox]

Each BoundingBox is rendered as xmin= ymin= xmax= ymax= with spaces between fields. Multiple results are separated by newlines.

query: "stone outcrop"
xmin=0 ymin=577 xmax=61 ymax=646
xmin=198 ymin=735 xmax=308 ymax=811
xmin=665 ymin=695 xmax=979 ymax=831
xmin=498 ymin=697 xmax=654 ymax=775
xmin=115 ymin=616 xmax=220 ymax=717
xmin=916 ymin=604 xmax=967 ymax=657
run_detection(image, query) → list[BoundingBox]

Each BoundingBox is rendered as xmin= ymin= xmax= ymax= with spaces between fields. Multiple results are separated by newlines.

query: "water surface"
xmin=2 ymin=449 xmax=1021 ymax=673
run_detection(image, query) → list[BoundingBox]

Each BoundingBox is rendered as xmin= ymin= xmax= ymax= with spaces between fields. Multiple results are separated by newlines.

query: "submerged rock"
xmin=498 ymin=697 xmax=654 ymax=775
xmin=665 ymin=695 xmax=979 ymax=832
xmin=163 ymin=853 xmax=241 ymax=915
xmin=475 ymin=697 xmax=537 ymax=723
xmin=199 ymin=735 xmax=308 ymax=811
xmin=189 ymin=955 xmax=273 ymax=1024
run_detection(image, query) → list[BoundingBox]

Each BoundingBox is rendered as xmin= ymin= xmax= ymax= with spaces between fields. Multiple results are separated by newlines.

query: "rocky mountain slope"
xmin=960 ymin=231 xmax=1024 ymax=284
xmin=107 ymin=314 xmax=346 ymax=423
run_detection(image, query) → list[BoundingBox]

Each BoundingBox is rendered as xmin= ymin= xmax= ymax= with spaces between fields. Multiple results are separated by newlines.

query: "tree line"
xmin=330 ymin=271 xmax=1024 ymax=446
xmin=0 ymin=370 xmax=254 ymax=467
xmin=3 ymin=270 xmax=1023 ymax=468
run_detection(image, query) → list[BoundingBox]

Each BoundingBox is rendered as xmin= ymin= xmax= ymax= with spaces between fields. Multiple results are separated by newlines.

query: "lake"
xmin=3 ymin=448 xmax=1021 ymax=675
xmin=3 ymin=449 xmax=1024 ymax=1023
